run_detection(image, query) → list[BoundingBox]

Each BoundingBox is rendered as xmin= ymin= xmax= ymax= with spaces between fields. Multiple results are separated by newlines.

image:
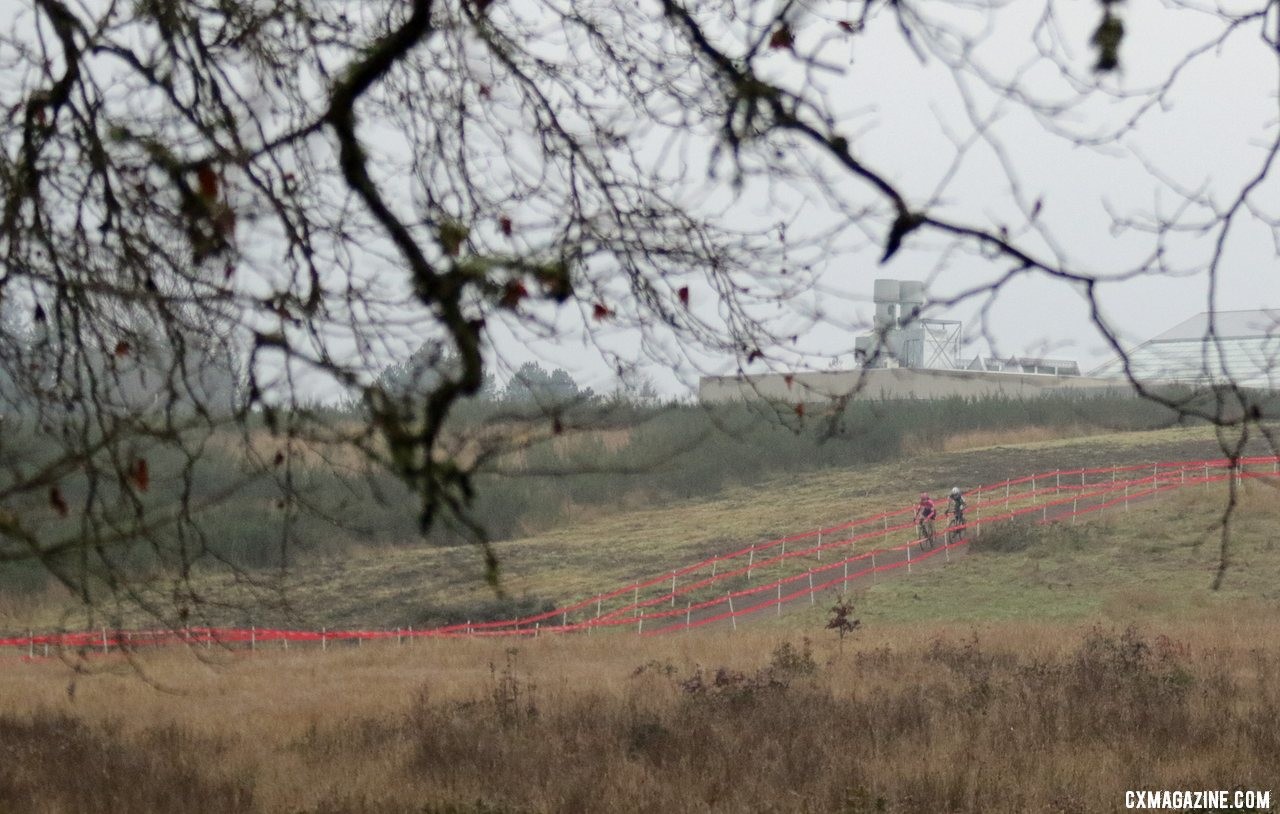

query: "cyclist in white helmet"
xmin=945 ymin=486 xmax=967 ymax=529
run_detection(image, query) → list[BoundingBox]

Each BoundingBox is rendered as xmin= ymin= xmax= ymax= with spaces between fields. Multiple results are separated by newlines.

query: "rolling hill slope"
xmin=184 ymin=427 xmax=1280 ymax=629
xmin=6 ymin=424 xmax=1276 ymax=635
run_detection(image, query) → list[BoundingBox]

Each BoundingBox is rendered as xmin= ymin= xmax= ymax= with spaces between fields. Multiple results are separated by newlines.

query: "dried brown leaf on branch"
xmin=49 ymin=487 xmax=69 ymax=517
xmin=129 ymin=459 xmax=150 ymax=493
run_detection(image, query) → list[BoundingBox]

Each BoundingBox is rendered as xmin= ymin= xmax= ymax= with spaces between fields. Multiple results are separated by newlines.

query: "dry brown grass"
xmin=1 ymin=618 xmax=1276 ymax=813
xmin=939 ymin=424 xmax=1097 ymax=452
xmin=900 ymin=424 xmax=1100 ymax=456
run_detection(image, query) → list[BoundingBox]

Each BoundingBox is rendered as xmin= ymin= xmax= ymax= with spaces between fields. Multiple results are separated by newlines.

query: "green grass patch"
xmin=790 ymin=478 xmax=1280 ymax=629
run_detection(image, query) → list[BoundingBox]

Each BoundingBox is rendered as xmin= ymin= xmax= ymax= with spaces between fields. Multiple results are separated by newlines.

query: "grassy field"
xmin=280 ymin=425 xmax=1276 ymax=629
xmin=0 ymin=620 xmax=1276 ymax=813
xmin=784 ymin=478 xmax=1280 ymax=627
xmin=1 ymin=425 xmax=1278 ymax=812
xmin=3 ymin=424 xmax=1272 ymax=633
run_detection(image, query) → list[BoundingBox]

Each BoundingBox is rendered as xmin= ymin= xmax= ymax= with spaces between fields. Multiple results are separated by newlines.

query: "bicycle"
xmin=944 ymin=512 xmax=965 ymax=545
xmin=916 ymin=517 xmax=936 ymax=550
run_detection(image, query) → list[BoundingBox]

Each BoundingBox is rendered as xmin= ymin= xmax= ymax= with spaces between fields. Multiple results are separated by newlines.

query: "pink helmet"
xmin=919 ymin=493 xmax=930 ymax=501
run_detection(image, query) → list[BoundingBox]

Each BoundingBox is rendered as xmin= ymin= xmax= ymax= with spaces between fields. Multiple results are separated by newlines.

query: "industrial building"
xmin=699 ymin=282 xmax=1279 ymax=405
xmin=853 ymin=279 xmax=962 ymax=370
xmin=697 ymin=366 xmax=1123 ymax=404
xmin=700 ymin=278 xmax=1115 ymax=404
xmin=852 ymin=278 xmax=1080 ymax=375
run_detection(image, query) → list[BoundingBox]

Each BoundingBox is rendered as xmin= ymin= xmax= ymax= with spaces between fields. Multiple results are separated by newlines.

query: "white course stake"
xmin=776 ymin=583 xmax=782 ymax=616
xmin=728 ymin=591 xmax=736 ymax=631
xmin=670 ymin=574 xmax=677 ymax=607
xmin=809 ymin=572 xmax=815 ymax=605
xmin=906 ymin=546 xmax=912 ymax=575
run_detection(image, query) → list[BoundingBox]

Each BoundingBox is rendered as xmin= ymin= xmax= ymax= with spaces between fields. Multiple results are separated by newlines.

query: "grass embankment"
xmin=800 ymin=475 xmax=1280 ymax=626
xmin=0 ymin=621 xmax=1276 ymax=813
xmin=5 ymin=424 xmax=1268 ymax=633
xmin=2 ymin=427 xmax=1277 ymax=812
xmin=179 ymin=425 xmax=1269 ymax=629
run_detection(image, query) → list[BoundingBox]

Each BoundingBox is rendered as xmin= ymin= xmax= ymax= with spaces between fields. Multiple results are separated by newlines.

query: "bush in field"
xmin=0 ymin=712 xmax=252 ymax=813
xmin=406 ymin=595 xmax=557 ymax=629
xmin=969 ymin=520 xmax=1040 ymax=554
xmin=971 ymin=519 xmax=1097 ymax=555
xmin=770 ymin=637 xmax=819 ymax=676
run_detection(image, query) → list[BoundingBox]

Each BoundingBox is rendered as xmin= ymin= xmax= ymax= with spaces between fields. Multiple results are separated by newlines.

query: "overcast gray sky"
xmin=478 ymin=0 xmax=1278 ymax=397
xmin=15 ymin=0 xmax=1261 ymax=401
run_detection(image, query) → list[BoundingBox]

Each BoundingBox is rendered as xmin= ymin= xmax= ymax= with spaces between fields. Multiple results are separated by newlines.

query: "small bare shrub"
xmin=826 ymin=597 xmax=862 ymax=651
xmin=630 ymin=659 xmax=678 ymax=678
xmin=488 ymin=648 xmax=538 ymax=728
xmin=769 ymin=638 xmax=818 ymax=676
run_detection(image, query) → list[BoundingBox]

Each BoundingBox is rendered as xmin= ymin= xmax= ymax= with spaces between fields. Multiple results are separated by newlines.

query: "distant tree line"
xmin=375 ymin=344 xmax=659 ymax=409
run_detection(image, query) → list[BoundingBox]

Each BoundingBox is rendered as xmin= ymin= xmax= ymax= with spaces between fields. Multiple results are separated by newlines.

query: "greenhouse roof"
xmin=1091 ymin=310 xmax=1280 ymax=388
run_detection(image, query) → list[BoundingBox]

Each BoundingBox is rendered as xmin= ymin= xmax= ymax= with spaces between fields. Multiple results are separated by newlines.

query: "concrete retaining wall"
xmin=698 ymin=368 xmax=1131 ymax=403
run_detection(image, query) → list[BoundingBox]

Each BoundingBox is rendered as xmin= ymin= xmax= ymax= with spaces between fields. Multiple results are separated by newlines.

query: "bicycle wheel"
xmin=919 ymin=520 xmax=935 ymax=550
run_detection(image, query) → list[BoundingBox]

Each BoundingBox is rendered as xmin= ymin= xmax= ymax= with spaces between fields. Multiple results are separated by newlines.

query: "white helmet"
xmin=950 ymin=487 xmax=961 ymax=496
